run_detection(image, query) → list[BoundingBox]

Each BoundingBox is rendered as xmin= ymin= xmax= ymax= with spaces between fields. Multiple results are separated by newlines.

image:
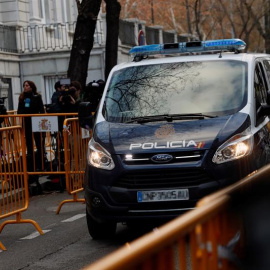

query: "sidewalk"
xmin=29 ymin=174 xmax=65 ymax=195
xmin=0 ymin=174 xmax=65 ymax=202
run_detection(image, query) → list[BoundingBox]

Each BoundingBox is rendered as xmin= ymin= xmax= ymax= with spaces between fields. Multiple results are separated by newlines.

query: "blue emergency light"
xmin=129 ymin=39 xmax=246 ymax=60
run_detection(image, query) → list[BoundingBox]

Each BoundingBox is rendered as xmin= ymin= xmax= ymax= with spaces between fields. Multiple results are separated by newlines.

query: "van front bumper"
xmin=84 ymin=154 xmax=250 ymax=223
xmin=85 ymin=179 xmax=221 ymax=223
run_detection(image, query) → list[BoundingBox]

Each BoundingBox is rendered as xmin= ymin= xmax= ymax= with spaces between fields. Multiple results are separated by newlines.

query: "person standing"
xmin=49 ymin=80 xmax=66 ymax=133
xmin=70 ymin=80 xmax=82 ymax=111
xmin=59 ymin=80 xmax=82 ymax=113
xmin=50 ymin=81 xmax=65 ymax=113
xmin=17 ymin=80 xmax=45 ymax=172
xmin=83 ymin=79 xmax=105 ymax=111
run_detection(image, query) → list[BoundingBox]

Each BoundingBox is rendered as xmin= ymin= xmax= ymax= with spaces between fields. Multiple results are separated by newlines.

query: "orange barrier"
xmin=82 ymin=194 xmax=240 ymax=270
xmin=1 ymin=113 xmax=88 ymax=214
xmin=0 ymin=240 xmax=6 ymax=251
xmin=56 ymin=118 xmax=88 ymax=214
xmin=0 ymin=125 xmax=44 ymax=250
xmin=81 ymin=165 xmax=270 ymax=270
xmin=0 ymin=113 xmax=77 ymax=174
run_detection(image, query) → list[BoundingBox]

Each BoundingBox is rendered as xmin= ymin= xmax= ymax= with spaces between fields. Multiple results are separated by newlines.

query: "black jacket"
xmin=17 ymin=92 xmax=45 ymax=114
xmin=50 ymin=91 xmax=62 ymax=113
xmin=17 ymin=92 xmax=45 ymax=132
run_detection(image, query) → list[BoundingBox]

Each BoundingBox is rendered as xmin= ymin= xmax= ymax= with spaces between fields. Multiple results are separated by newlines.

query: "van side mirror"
xmin=78 ymin=102 xmax=95 ymax=130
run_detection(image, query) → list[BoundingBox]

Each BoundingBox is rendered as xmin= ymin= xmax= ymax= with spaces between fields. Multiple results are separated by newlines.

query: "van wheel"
xmin=86 ymin=209 xmax=116 ymax=239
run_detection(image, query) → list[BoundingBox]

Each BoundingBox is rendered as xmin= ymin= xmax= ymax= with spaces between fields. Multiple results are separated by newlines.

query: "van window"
xmin=104 ymin=60 xmax=247 ymax=123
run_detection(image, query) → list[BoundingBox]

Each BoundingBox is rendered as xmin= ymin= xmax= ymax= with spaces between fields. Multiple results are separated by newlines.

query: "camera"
xmin=60 ymin=87 xmax=76 ymax=104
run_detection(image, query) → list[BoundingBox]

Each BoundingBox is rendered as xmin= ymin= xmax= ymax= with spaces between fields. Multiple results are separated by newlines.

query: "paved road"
xmin=0 ymin=191 xmax=162 ymax=270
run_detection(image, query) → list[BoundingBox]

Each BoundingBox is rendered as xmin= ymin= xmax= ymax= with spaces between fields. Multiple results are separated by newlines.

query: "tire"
xmin=86 ymin=209 xmax=117 ymax=239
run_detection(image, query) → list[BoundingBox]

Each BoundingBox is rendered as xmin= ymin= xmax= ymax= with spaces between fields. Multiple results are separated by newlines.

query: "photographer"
xmin=59 ymin=81 xmax=81 ymax=113
xmin=83 ymin=79 xmax=105 ymax=112
xmin=46 ymin=81 xmax=65 ymax=113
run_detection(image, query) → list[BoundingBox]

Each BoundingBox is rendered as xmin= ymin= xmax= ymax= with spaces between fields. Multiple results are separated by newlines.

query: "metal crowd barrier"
xmin=0 ymin=125 xmax=44 ymax=251
xmin=82 ymin=165 xmax=270 ymax=270
xmin=1 ymin=113 xmax=88 ymax=213
xmin=1 ymin=113 xmax=77 ymax=175
xmin=82 ymin=196 xmax=239 ymax=270
xmin=56 ymin=118 xmax=89 ymax=214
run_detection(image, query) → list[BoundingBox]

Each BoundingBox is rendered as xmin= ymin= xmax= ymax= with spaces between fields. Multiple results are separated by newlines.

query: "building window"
xmin=44 ymin=0 xmax=51 ymax=24
xmin=34 ymin=0 xmax=51 ymax=24
xmin=38 ymin=0 xmax=43 ymax=18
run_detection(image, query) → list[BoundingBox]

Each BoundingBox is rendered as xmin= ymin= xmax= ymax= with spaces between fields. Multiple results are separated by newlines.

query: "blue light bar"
xmin=129 ymin=39 xmax=246 ymax=58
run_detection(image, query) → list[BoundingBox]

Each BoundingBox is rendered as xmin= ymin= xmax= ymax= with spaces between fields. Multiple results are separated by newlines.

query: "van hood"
xmin=93 ymin=113 xmax=250 ymax=154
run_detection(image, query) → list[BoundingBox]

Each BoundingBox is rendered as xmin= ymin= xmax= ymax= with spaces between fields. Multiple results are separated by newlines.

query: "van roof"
xmin=113 ymin=51 xmax=269 ymax=72
xmin=109 ymin=39 xmax=270 ymax=74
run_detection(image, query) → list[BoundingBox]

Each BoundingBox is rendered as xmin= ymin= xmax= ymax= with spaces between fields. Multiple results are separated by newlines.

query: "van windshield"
xmin=103 ymin=60 xmax=247 ymax=123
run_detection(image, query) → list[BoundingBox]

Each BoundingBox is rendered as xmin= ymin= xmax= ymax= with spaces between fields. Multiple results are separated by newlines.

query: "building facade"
xmin=0 ymin=0 xmax=191 ymax=111
xmin=0 ymin=0 xmax=109 ymax=110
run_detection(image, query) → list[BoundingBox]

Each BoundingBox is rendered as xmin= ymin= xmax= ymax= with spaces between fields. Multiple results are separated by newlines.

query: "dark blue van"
xmin=79 ymin=39 xmax=270 ymax=238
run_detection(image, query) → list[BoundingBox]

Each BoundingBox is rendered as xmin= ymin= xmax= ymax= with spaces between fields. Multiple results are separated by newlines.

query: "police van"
xmin=79 ymin=39 xmax=270 ymax=239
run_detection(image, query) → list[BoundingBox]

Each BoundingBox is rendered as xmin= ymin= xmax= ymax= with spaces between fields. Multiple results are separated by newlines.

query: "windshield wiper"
xmin=125 ymin=113 xmax=217 ymax=124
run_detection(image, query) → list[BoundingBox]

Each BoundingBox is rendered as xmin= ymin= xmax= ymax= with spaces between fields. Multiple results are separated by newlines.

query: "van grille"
xmin=122 ymin=150 xmax=205 ymax=165
xmin=113 ymin=168 xmax=213 ymax=189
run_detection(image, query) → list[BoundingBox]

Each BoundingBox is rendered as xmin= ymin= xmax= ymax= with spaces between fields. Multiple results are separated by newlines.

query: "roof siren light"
xmin=129 ymin=39 xmax=246 ymax=60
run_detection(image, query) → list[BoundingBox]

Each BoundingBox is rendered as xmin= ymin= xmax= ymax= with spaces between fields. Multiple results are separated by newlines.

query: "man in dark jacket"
xmin=50 ymin=81 xmax=65 ymax=113
xmin=59 ymin=81 xmax=82 ymax=113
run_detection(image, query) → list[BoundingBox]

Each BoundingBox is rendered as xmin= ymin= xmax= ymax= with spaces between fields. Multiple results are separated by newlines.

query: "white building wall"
xmin=0 ymin=0 xmax=30 ymax=26
xmin=6 ymin=44 xmax=108 ymax=110
xmin=0 ymin=1 xmax=135 ymax=110
xmin=66 ymin=0 xmax=77 ymax=22
xmin=0 ymin=51 xmax=20 ymax=109
xmin=0 ymin=0 xmax=78 ymax=26
xmin=29 ymin=0 xmax=41 ymax=24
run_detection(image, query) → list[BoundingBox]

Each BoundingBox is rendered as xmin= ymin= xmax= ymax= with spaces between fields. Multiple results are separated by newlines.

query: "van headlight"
xmin=87 ymin=138 xmax=115 ymax=170
xmin=212 ymin=128 xmax=253 ymax=164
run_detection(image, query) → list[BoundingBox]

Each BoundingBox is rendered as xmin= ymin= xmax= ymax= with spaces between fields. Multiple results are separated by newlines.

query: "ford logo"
xmin=151 ymin=154 xmax=173 ymax=163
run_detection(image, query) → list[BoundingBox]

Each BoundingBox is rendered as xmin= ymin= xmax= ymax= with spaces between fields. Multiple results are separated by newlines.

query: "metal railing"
xmin=1 ymin=113 xmax=88 ymax=214
xmin=0 ymin=20 xmax=104 ymax=54
xmin=82 ymin=165 xmax=270 ymax=270
xmin=1 ymin=113 xmax=78 ymax=174
xmin=0 ymin=125 xmax=44 ymax=251
xmin=0 ymin=25 xmax=17 ymax=53
xmin=145 ymin=26 xmax=161 ymax=44
xmin=163 ymin=31 xmax=176 ymax=43
xmin=17 ymin=21 xmax=104 ymax=53
xmin=0 ymin=19 xmax=196 ymax=54
xmin=119 ymin=20 xmax=136 ymax=46
xmin=56 ymin=118 xmax=88 ymax=214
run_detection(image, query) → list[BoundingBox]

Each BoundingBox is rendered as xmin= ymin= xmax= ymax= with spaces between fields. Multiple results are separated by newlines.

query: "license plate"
xmin=137 ymin=189 xmax=189 ymax=202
